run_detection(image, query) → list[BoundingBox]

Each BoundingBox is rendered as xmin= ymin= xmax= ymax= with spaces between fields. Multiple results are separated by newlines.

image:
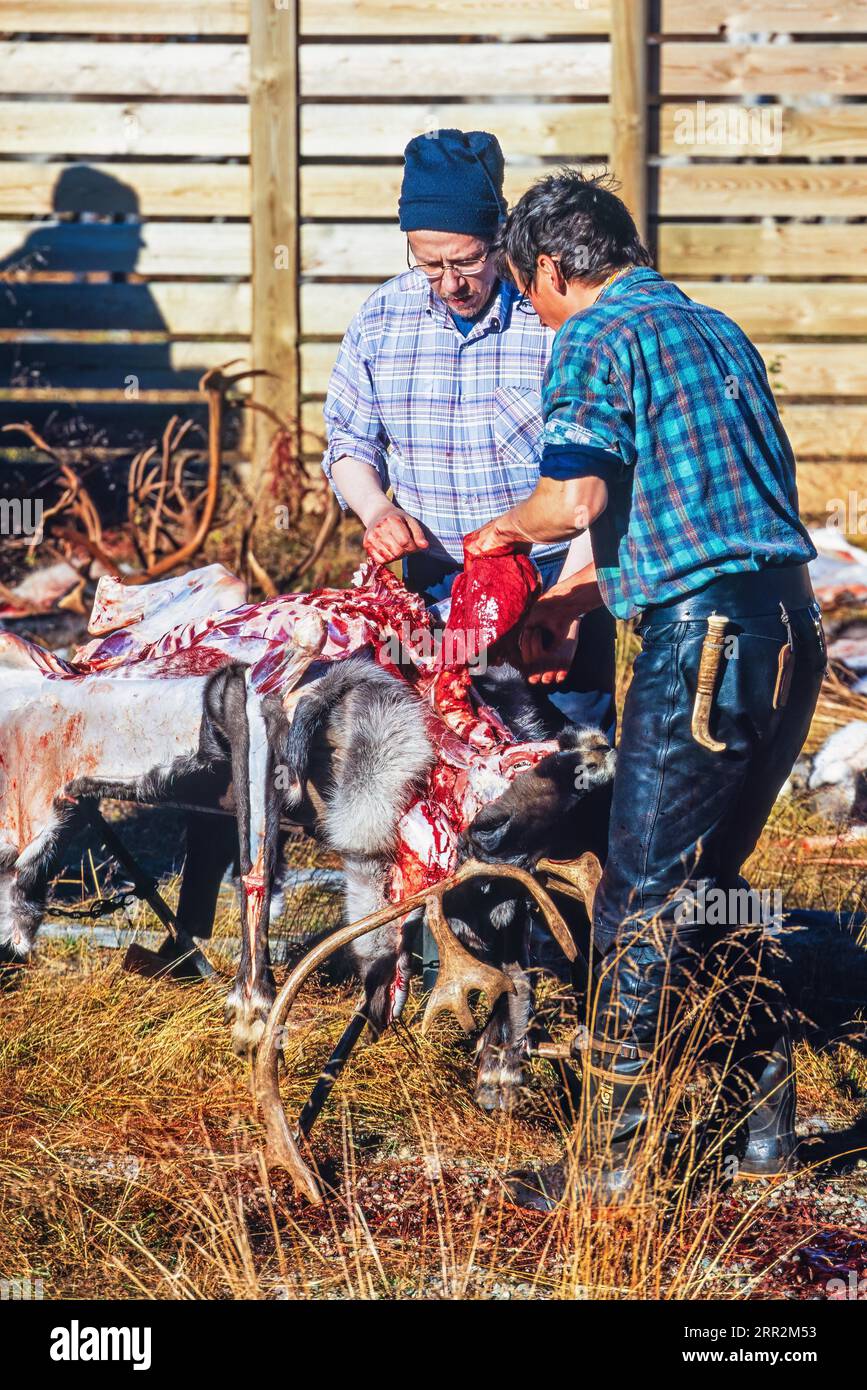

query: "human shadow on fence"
xmin=0 ymin=165 xmax=210 ymax=445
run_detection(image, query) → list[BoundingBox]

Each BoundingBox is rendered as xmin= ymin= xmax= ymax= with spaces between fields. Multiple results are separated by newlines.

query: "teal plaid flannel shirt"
xmin=539 ymin=268 xmax=815 ymax=620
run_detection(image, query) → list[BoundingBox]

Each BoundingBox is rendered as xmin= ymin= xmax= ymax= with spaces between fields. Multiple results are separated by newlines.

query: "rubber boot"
xmin=505 ymin=1037 xmax=656 ymax=1212
xmin=739 ymin=1031 xmax=798 ymax=1177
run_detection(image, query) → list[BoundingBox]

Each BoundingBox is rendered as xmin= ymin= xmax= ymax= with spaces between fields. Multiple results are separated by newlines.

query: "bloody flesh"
xmin=1 ymin=558 xmax=556 ymax=973
xmin=442 ymin=545 xmax=540 ymax=668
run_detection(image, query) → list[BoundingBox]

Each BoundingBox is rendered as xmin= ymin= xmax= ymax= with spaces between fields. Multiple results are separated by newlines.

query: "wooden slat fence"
xmin=0 ymin=0 xmax=864 ymax=501
xmin=655 ymin=0 xmax=867 ymax=512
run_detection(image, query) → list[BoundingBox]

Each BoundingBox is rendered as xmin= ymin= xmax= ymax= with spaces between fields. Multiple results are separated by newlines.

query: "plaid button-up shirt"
xmin=322 ymin=271 xmax=567 ymax=566
xmin=539 ymin=267 xmax=815 ymax=620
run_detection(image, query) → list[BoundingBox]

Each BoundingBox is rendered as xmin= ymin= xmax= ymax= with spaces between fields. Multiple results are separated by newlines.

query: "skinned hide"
xmin=1 ymin=560 xmax=558 ymax=895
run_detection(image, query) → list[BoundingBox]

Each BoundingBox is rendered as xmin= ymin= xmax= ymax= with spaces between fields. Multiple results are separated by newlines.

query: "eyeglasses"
xmin=514 ymin=290 xmax=538 ymax=316
xmin=406 ymin=243 xmax=492 ymax=281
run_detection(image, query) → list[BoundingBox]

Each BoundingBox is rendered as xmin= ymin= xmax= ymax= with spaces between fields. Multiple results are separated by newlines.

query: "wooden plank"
xmin=660 ymin=102 xmax=867 ymax=158
xmin=682 ymin=283 xmax=867 ymax=338
xmin=301 ymin=0 xmax=611 ymax=35
xmin=0 ymin=163 xmax=250 ymax=217
xmin=659 ymin=163 xmax=866 ymax=217
xmin=610 ymin=0 xmax=647 ymax=239
xmin=0 ymin=341 xmax=251 ymax=393
xmin=301 ymin=224 xmax=405 ymax=277
xmin=0 ymin=399 xmax=211 ymax=438
xmin=662 ymin=1 xmax=867 ymax=34
xmin=301 ymin=340 xmax=339 ymax=396
xmin=6 ymin=404 xmax=859 ymax=465
xmin=300 ymin=163 xmax=604 ymax=218
xmin=302 ymin=281 xmax=867 ymax=338
xmin=762 ymin=345 xmax=867 ymax=399
xmin=661 ymin=44 xmax=867 ymax=96
xmin=300 ymin=403 xmax=867 ymax=459
xmin=0 ymin=42 xmax=249 ymax=97
xmin=301 ymin=399 xmax=327 ymax=442
xmin=0 ymin=386 xmax=205 ymax=404
xmin=782 ymin=406 xmax=867 ymax=461
xmin=658 ymin=224 xmax=867 ymax=279
xmin=249 ymin=0 xmax=300 ymax=474
xmin=1 ymin=1 xmax=249 ymax=33
xmin=0 ymin=282 xmax=251 ymax=335
xmin=0 ymin=101 xmax=249 ymax=158
xmin=300 ymin=283 xmax=371 ymax=336
xmin=798 ymin=463 xmax=867 ymax=518
xmin=0 ymin=1 xmax=624 ymax=41
xmin=6 ymin=0 xmax=611 ymax=38
xmin=0 ymin=221 xmax=251 ymax=277
xmin=299 ymin=44 xmax=610 ymax=97
xmin=300 ymin=102 xmax=611 ymax=158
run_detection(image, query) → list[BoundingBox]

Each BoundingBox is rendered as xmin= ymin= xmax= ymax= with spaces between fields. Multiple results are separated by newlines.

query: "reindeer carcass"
xmin=0 ymin=560 xmax=609 ymax=1068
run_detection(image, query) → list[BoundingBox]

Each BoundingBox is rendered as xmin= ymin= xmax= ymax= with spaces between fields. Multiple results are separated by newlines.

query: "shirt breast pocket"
xmin=492 ymin=385 xmax=544 ymax=489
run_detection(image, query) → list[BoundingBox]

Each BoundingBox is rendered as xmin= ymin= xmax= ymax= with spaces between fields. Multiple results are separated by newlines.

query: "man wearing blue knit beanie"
xmin=322 ymin=128 xmax=615 ymax=740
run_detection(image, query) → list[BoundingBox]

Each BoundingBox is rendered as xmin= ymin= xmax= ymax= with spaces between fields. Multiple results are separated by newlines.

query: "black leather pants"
xmin=591 ymin=567 xmax=826 ymax=1057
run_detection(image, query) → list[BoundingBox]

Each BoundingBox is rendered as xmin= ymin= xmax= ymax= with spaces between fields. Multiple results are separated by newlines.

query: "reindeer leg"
xmin=141 ymin=809 xmax=236 ymax=981
xmin=0 ymin=848 xmax=35 ymax=976
xmin=224 ymin=670 xmax=279 ymax=1055
xmin=341 ymin=858 xmax=418 ymax=1036
xmin=2 ymin=806 xmax=82 ymax=973
xmin=176 ymin=809 xmax=237 ymax=942
xmin=474 ymin=906 xmax=535 ymax=1112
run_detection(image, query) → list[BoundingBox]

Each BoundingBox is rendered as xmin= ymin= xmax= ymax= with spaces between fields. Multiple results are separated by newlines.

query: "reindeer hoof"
xmin=225 ymin=985 xmax=275 ymax=1057
xmin=474 ymin=1048 xmax=530 ymax=1113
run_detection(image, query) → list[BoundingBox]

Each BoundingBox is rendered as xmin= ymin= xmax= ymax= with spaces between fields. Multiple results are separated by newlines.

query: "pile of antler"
xmin=255 ymin=851 xmax=601 ymax=1205
xmin=125 ymin=363 xmax=339 ymax=590
xmin=3 ymin=364 xmax=339 ymax=594
xmin=1 ymin=420 xmax=111 ymax=569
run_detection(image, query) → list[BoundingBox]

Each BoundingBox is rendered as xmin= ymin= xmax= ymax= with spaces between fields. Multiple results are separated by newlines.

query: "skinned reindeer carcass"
xmin=279 ymin=654 xmax=614 ymax=1105
xmin=0 ymin=561 xmax=331 ymax=1049
xmin=0 ymin=558 xmax=613 ymax=1077
xmin=282 ymin=660 xmax=614 ymax=1105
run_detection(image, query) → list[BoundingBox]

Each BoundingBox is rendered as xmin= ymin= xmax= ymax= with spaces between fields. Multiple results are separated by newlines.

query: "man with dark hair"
xmin=322 ymin=134 xmax=615 ymax=735
xmin=469 ymin=170 xmax=826 ymax=1208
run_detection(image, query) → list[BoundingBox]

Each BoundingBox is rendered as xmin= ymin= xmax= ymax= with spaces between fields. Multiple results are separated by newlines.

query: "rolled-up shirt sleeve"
xmin=321 ymin=311 xmax=389 ymax=508
xmin=540 ymin=332 xmax=634 ymax=483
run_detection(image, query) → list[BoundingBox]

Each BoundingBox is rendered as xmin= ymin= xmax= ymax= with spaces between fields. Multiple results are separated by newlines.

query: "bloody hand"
xmin=363 ymin=505 xmax=429 ymax=564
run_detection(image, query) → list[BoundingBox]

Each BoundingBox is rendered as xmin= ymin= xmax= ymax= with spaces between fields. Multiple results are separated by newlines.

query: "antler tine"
xmin=451 ymin=858 xmax=578 ymax=963
xmin=535 ymin=851 xmax=603 ymax=919
xmin=420 ymin=887 xmax=515 ymax=1035
xmin=256 ymin=886 xmax=444 ymax=1201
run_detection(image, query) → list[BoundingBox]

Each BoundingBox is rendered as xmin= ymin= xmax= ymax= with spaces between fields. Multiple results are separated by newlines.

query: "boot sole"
xmin=734 ymin=1161 xmax=796 ymax=1180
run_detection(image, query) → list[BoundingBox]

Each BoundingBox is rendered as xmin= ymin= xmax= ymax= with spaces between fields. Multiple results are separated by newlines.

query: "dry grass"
xmin=0 ymin=945 xmax=843 ymax=1302
xmin=2 ymin=670 xmax=867 ymax=1300
xmin=2 ymin=857 xmax=865 ymax=1300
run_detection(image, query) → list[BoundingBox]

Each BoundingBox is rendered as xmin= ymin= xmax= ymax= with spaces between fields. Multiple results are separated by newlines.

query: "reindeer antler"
xmin=536 ymin=851 xmax=602 ymax=917
xmin=421 ymin=890 xmax=512 ymax=1034
xmin=254 ymin=855 xmax=580 ymax=1203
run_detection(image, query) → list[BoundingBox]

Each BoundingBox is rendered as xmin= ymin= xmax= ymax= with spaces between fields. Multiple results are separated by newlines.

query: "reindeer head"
xmin=462 ymin=725 xmax=615 ymax=868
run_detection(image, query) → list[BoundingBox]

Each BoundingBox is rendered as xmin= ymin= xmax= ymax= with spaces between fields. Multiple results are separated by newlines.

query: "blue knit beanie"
xmin=398 ymin=129 xmax=506 ymax=238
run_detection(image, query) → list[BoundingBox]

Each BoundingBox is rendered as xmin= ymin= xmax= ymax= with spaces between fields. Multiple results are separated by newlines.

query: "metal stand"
xmin=421 ymin=921 xmax=440 ymax=994
xmin=83 ymin=803 xmax=214 ymax=980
